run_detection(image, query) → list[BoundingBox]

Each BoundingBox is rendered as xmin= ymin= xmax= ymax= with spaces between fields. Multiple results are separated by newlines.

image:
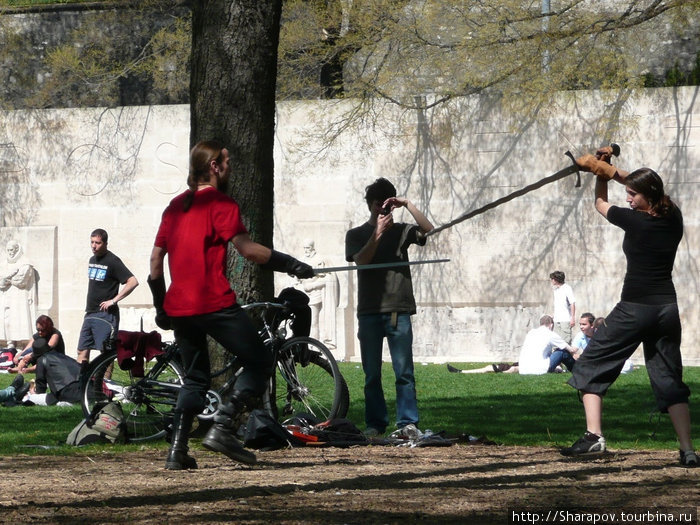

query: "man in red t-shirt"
xmin=149 ymin=140 xmax=314 ymax=470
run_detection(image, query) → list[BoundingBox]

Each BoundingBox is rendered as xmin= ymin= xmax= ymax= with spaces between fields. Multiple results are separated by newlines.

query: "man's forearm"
xmin=405 ymin=200 xmax=434 ymax=233
xmin=353 ymin=235 xmax=380 ymax=265
xmin=115 ymin=276 xmax=139 ymax=303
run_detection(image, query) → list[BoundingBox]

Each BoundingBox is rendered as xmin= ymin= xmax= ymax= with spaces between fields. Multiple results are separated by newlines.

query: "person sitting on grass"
xmin=11 ymin=315 xmax=65 ymax=375
xmin=571 ymin=312 xmax=596 ymax=359
xmin=518 ymin=314 xmax=578 ymax=375
xmin=19 ymin=339 xmax=81 ymax=406
xmin=447 ymin=314 xmax=581 ymax=376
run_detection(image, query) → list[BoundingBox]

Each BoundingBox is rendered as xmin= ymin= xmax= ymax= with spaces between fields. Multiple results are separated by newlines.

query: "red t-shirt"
xmin=154 ymin=187 xmax=247 ymax=316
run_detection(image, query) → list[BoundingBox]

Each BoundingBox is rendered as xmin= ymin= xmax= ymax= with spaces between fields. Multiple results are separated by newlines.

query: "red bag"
xmin=0 ymin=350 xmax=15 ymax=364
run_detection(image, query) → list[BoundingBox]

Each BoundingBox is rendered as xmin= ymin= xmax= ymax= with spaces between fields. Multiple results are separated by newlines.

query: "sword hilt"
xmin=595 ymin=143 xmax=621 ymax=164
xmin=564 ymin=150 xmax=581 ymax=188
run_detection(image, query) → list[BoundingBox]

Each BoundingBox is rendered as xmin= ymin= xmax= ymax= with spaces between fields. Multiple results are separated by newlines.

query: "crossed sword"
xmin=314 ymin=145 xmax=619 ymax=274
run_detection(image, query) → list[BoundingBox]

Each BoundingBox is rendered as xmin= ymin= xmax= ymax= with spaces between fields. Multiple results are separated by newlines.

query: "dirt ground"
xmin=1 ymin=444 xmax=698 ymax=525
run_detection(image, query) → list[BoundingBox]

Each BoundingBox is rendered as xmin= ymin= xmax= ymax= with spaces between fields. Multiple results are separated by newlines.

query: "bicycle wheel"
xmin=81 ymin=349 xmax=185 ymax=442
xmin=269 ymin=337 xmax=349 ymax=422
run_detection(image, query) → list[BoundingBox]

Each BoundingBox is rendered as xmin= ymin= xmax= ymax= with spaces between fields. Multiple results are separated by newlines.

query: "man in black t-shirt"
xmin=345 ymin=178 xmax=433 ymax=437
xmin=77 ymin=229 xmax=138 ymax=364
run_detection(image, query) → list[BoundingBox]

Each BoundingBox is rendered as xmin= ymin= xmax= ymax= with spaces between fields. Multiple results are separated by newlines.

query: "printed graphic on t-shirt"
xmin=89 ymin=264 xmax=108 ymax=281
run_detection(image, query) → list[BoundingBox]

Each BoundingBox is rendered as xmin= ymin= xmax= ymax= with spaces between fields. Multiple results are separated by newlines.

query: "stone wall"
xmin=0 ymin=87 xmax=699 ymax=365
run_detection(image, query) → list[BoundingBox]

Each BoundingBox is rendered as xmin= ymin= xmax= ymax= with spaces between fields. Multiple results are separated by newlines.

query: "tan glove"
xmin=595 ymin=146 xmax=614 ymax=164
xmin=576 ymin=154 xmax=617 ymax=180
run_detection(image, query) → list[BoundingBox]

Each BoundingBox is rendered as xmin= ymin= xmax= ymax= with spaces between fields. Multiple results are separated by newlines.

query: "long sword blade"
xmin=314 ymin=258 xmax=450 ymax=274
xmin=426 ymin=152 xmax=579 ymax=237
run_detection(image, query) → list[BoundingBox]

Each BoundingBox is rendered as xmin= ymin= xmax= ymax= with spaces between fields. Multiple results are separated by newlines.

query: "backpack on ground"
xmin=66 ymin=401 xmax=127 ymax=446
xmin=307 ymin=418 xmax=369 ymax=447
xmin=243 ymin=409 xmax=304 ymax=450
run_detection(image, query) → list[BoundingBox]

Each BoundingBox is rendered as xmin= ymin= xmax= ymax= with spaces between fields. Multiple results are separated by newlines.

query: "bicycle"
xmin=80 ymin=300 xmax=350 ymax=442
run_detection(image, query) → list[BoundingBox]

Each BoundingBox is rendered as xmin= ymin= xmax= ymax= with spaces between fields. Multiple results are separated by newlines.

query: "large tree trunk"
xmin=190 ymin=0 xmax=282 ymax=303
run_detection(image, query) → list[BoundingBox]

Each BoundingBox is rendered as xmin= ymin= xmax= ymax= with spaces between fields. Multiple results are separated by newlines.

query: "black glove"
xmin=147 ymin=275 xmax=172 ymax=330
xmin=261 ymin=250 xmax=315 ymax=278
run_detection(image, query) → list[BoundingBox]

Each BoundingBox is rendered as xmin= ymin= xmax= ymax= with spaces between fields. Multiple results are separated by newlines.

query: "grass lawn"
xmin=1 ymin=363 xmax=698 ymax=456
xmin=340 ymin=362 xmax=700 ymax=451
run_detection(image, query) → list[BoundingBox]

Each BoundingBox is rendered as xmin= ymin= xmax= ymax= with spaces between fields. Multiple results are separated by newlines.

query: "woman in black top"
xmin=561 ymin=152 xmax=696 ymax=467
xmin=12 ymin=315 xmax=65 ymax=374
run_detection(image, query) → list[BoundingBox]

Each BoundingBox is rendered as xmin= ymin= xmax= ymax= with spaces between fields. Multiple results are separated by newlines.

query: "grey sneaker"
xmin=389 ymin=423 xmax=422 ymax=441
xmin=363 ymin=427 xmax=382 ymax=438
xmin=560 ymin=431 xmax=606 ymax=456
xmin=679 ymin=450 xmax=698 ymax=467
xmin=400 ymin=424 xmax=422 ymax=440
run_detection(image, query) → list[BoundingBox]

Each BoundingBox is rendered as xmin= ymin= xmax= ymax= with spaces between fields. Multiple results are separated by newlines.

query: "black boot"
xmin=165 ymin=411 xmax=198 ymax=470
xmin=12 ymin=374 xmax=30 ymax=402
xmin=201 ymin=396 xmax=257 ymax=465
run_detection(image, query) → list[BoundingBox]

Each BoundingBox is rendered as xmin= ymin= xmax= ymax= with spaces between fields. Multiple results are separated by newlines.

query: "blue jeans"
xmin=358 ymin=313 xmax=419 ymax=431
xmin=0 ymin=386 xmax=15 ymax=402
xmin=548 ymin=349 xmax=575 ymax=372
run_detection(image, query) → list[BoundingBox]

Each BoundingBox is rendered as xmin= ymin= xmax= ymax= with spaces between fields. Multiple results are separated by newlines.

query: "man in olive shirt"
xmin=345 ymin=178 xmax=433 ymax=437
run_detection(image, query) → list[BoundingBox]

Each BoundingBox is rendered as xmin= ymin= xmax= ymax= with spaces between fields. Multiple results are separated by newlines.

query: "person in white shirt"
xmin=550 ymin=270 xmax=576 ymax=343
xmin=518 ymin=314 xmax=578 ymax=375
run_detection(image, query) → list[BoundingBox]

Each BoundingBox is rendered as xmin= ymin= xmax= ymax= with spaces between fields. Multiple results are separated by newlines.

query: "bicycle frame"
xmin=87 ymin=299 xmax=347 ymax=440
xmin=109 ymin=302 xmax=293 ymax=421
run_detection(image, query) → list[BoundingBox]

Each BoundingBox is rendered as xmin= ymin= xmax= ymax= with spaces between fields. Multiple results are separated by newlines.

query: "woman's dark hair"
xmin=183 ymin=140 xmax=225 ymax=211
xmin=625 ymin=168 xmax=674 ymax=217
xmin=36 ymin=315 xmax=54 ymax=333
xmin=364 ymin=177 xmax=396 ymax=209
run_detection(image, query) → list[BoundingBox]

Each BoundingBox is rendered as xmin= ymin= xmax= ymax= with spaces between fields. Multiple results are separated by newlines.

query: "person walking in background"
xmin=148 ymin=140 xmax=314 ymax=470
xmin=344 ymin=177 xmax=434 ymax=438
xmin=550 ymin=270 xmax=576 ymax=344
xmin=77 ymin=229 xmax=138 ymax=365
xmin=561 ymin=149 xmax=696 ymax=467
